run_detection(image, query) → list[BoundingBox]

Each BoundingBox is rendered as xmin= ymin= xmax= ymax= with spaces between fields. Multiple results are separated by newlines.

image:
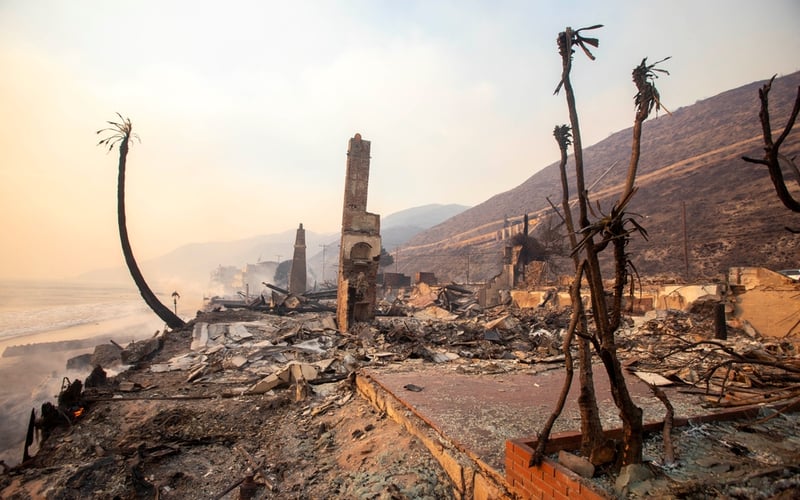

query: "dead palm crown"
xmin=97 ymin=113 xmax=139 ymax=152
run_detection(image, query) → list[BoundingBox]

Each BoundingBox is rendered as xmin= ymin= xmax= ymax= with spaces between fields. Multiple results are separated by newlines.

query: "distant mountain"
xmin=77 ymin=229 xmax=337 ymax=291
xmin=398 ymin=71 xmax=800 ymax=282
xmin=381 ymin=204 xmax=470 ymax=231
xmin=379 ymin=204 xmax=469 ymax=250
xmin=77 ymin=204 xmax=471 ymax=293
xmin=306 ymin=203 xmax=470 ymax=284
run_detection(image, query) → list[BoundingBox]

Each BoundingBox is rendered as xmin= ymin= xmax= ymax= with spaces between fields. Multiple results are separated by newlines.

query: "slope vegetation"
xmin=402 ymin=72 xmax=800 ymax=281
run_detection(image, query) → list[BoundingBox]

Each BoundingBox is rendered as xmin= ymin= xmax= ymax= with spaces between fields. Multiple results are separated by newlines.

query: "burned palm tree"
xmin=532 ymin=123 xmax=605 ymax=462
xmin=97 ymin=113 xmax=185 ymax=329
xmin=531 ymin=26 xmax=670 ymax=467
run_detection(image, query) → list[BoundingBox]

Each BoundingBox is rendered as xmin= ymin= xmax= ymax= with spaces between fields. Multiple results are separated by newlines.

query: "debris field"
xmin=1 ymin=284 xmax=799 ymax=499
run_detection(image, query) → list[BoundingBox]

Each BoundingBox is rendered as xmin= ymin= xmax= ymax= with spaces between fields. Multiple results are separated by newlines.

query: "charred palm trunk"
xmin=530 ymin=261 xmax=584 ymax=464
xmin=117 ymin=138 xmax=185 ymax=330
xmin=555 ymin=125 xmax=605 ymax=457
xmin=555 ymin=26 xmax=647 ymax=465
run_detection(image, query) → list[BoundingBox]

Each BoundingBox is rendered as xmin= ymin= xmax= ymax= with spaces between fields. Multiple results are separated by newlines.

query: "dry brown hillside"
xmin=398 ymin=71 xmax=800 ymax=282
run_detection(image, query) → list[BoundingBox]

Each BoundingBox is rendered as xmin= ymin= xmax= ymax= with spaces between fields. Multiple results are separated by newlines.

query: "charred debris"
xmin=8 ymin=264 xmax=799 ymax=482
xmin=4 ymin=132 xmax=799 ymax=497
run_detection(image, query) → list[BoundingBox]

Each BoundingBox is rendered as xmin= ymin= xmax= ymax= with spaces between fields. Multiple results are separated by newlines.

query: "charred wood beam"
xmin=264 ymin=283 xmax=290 ymax=295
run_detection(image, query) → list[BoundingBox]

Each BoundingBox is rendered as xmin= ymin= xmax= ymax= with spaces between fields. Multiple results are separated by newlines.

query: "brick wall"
xmin=505 ymin=407 xmax=762 ymax=499
xmin=505 ymin=440 xmax=611 ymax=500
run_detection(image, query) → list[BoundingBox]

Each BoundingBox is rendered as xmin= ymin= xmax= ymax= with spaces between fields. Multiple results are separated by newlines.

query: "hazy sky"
xmin=1 ymin=0 xmax=798 ymax=281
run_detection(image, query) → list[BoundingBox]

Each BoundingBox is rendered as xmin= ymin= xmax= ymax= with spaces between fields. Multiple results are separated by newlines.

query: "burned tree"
xmin=97 ymin=114 xmax=185 ymax=330
xmin=531 ymin=26 xmax=670 ymax=466
xmin=742 ymin=75 xmax=800 ymax=232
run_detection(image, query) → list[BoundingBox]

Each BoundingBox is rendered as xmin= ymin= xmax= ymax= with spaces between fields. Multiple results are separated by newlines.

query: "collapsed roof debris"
xmin=3 ymin=264 xmax=799 ymax=498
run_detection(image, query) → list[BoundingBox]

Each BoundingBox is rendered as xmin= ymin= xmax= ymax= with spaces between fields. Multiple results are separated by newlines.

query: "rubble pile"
xmin=628 ymin=411 xmax=800 ymax=498
xmin=3 ymin=286 xmax=800 ymax=498
xmin=0 ymin=309 xmax=455 ymax=499
xmin=620 ymin=310 xmax=800 ymax=411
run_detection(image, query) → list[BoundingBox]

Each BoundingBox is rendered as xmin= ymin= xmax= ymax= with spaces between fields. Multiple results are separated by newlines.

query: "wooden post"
xmin=714 ymin=302 xmax=727 ymax=340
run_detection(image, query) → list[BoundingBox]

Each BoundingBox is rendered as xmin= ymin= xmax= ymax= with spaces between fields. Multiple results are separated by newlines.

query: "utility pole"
xmin=466 ymin=251 xmax=471 ymax=284
xmin=682 ymin=201 xmax=689 ymax=281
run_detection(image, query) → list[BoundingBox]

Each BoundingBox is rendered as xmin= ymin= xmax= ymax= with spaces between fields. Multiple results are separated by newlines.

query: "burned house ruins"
xmin=336 ymin=133 xmax=382 ymax=332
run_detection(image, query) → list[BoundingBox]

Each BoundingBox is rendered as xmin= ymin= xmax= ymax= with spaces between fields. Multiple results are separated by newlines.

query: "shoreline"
xmin=0 ymin=310 xmax=170 ymax=467
xmin=0 ymin=310 xmax=177 ymax=356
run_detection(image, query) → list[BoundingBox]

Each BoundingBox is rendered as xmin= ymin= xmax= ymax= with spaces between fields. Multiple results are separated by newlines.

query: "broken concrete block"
xmin=289 ymin=362 xmax=319 ymax=382
xmin=484 ymin=315 xmax=519 ymax=331
xmin=293 ymin=339 xmax=327 ymax=355
xmin=207 ymin=323 xmax=226 ymax=340
xmin=206 ymin=344 xmax=225 ymax=355
xmin=228 ymin=323 xmax=254 ymax=341
xmin=510 ymin=290 xmax=545 ymax=308
xmin=191 ymin=323 xmax=209 ymax=350
xmin=558 ymin=450 xmax=595 ymax=478
xmin=246 ymin=373 xmax=287 ymax=394
xmin=229 ymin=355 xmax=248 ymax=369
xmin=615 ymin=463 xmax=653 ymax=496
xmin=342 ymin=353 xmax=360 ymax=372
xmin=166 ymin=353 xmax=199 ymax=371
xmin=304 ymin=319 xmax=324 ymax=332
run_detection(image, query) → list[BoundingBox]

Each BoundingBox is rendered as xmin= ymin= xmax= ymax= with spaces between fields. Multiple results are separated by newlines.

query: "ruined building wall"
xmin=289 ymin=223 xmax=307 ymax=294
xmin=337 ymin=134 xmax=382 ymax=332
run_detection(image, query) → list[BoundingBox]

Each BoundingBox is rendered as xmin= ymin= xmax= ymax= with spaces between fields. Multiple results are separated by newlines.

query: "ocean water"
xmin=0 ymin=280 xmax=157 ymax=344
xmin=0 ymin=280 xmax=186 ymax=466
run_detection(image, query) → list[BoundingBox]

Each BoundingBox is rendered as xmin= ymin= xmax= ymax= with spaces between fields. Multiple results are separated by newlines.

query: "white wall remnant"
xmin=727 ymin=267 xmax=800 ymax=338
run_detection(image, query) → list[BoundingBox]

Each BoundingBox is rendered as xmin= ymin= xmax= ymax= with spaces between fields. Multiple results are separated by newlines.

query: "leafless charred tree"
xmin=531 ymin=26 xmax=670 ymax=466
xmin=742 ymin=75 xmax=800 ymax=232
